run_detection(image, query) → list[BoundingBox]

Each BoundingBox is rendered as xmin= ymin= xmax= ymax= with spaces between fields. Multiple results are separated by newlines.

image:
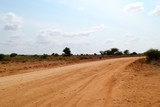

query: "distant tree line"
xmin=99 ymin=48 xmax=137 ymax=56
xmin=0 ymin=53 xmax=18 ymax=61
xmin=1 ymin=47 xmax=160 ymax=63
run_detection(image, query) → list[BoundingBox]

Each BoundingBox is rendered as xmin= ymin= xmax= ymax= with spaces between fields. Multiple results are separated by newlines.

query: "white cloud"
xmin=10 ymin=31 xmax=24 ymax=39
xmin=36 ymin=25 xmax=106 ymax=45
xmin=123 ymin=2 xmax=144 ymax=13
xmin=3 ymin=12 xmax=23 ymax=31
xmin=37 ymin=25 xmax=106 ymax=37
xmin=148 ymin=5 xmax=160 ymax=16
xmin=4 ymin=24 xmax=19 ymax=30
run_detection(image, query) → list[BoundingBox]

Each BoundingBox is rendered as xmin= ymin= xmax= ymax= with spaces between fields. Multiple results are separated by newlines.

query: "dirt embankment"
xmin=107 ymin=58 xmax=160 ymax=107
xmin=0 ymin=57 xmax=160 ymax=107
xmin=0 ymin=55 xmax=103 ymax=77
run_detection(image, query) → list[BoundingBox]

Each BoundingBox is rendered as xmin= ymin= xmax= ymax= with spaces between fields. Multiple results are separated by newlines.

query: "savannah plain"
xmin=0 ymin=53 xmax=160 ymax=107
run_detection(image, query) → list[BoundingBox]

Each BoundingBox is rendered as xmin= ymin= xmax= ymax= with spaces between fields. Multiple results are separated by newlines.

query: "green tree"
xmin=63 ymin=47 xmax=71 ymax=56
xmin=0 ymin=54 xmax=5 ymax=61
xmin=111 ymin=48 xmax=119 ymax=55
xmin=105 ymin=50 xmax=113 ymax=55
xmin=99 ymin=51 xmax=105 ymax=55
xmin=124 ymin=50 xmax=129 ymax=55
xmin=10 ymin=53 xmax=18 ymax=57
xmin=52 ymin=53 xmax=55 ymax=56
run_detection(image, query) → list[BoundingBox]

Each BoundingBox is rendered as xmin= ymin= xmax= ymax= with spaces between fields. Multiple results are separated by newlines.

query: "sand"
xmin=0 ymin=57 xmax=160 ymax=107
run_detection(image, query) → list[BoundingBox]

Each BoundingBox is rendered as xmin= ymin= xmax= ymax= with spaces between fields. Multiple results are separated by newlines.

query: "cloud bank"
xmin=37 ymin=25 xmax=105 ymax=37
xmin=36 ymin=25 xmax=106 ymax=45
xmin=124 ymin=2 xmax=144 ymax=13
xmin=149 ymin=5 xmax=160 ymax=16
xmin=3 ymin=12 xmax=23 ymax=31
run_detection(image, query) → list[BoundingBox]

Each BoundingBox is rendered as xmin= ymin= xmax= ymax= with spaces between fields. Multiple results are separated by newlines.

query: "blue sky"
xmin=0 ymin=0 xmax=160 ymax=54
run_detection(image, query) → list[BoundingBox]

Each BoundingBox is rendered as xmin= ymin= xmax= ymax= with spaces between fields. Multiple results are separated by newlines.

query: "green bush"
xmin=115 ymin=51 xmax=123 ymax=55
xmin=145 ymin=49 xmax=160 ymax=62
xmin=54 ymin=53 xmax=59 ymax=57
xmin=41 ymin=54 xmax=48 ymax=59
xmin=10 ymin=53 xmax=18 ymax=57
xmin=33 ymin=54 xmax=39 ymax=58
xmin=52 ymin=53 xmax=59 ymax=57
xmin=0 ymin=54 xmax=5 ymax=61
xmin=130 ymin=52 xmax=137 ymax=55
xmin=94 ymin=53 xmax=97 ymax=55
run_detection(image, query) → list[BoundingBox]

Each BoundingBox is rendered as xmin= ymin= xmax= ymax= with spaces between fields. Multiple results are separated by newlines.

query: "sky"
xmin=0 ymin=0 xmax=160 ymax=55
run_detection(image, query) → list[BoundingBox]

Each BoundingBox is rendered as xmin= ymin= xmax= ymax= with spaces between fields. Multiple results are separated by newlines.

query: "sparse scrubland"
xmin=0 ymin=47 xmax=141 ymax=77
xmin=1 ymin=47 xmax=160 ymax=77
xmin=1 ymin=57 xmax=160 ymax=107
xmin=0 ymin=47 xmax=160 ymax=107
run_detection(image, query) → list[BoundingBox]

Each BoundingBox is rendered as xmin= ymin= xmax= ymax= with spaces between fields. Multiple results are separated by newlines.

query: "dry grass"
xmin=0 ymin=55 xmax=141 ymax=77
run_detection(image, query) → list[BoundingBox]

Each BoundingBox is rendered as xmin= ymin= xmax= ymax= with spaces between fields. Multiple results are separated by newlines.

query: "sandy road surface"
xmin=0 ymin=57 xmax=148 ymax=107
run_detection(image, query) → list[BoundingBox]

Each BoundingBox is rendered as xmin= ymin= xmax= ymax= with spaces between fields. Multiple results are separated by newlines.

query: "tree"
xmin=63 ymin=47 xmax=71 ymax=56
xmin=10 ymin=53 xmax=17 ymax=57
xmin=0 ymin=54 xmax=5 ymax=61
xmin=99 ymin=51 xmax=105 ymax=55
xmin=105 ymin=50 xmax=113 ymax=55
xmin=124 ymin=50 xmax=129 ymax=55
xmin=111 ymin=48 xmax=119 ymax=55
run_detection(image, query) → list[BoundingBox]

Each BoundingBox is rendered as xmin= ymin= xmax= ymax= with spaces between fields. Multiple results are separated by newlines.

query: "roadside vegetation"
xmin=99 ymin=48 xmax=138 ymax=56
xmin=145 ymin=49 xmax=160 ymax=62
xmin=0 ymin=54 xmax=5 ymax=61
xmin=2 ymin=47 xmax=160 ymax=63
xmin=0 ymin=47 xmax=141 ymax=62
xmin=1 ymin=47 xmax=160 ymax=77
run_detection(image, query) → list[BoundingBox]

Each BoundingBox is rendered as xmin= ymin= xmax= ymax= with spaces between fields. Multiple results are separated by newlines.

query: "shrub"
xmin=0 ymin=54 xmax=5 ymax=61
xmin=115 ymin=51 xmax=123 ymax=55
xmin=33 ymin=54 xmax=39 ymax=58
xmin=145 ymin=49 xmax=160 ymax=62
xmin=52 ymin=53 xmax=59 ymax=57
xmin=54 ymin=53 xmax=59 ymax=57
xmin=41 ymin=54 xmax=48 ymax=59
xmin=10 ymin=53 xmax=18 ymax=57
xmin=130 ymin=52 xmax=137 ymax=55
xmin=94 ymin=53 xmax=97 ymax=55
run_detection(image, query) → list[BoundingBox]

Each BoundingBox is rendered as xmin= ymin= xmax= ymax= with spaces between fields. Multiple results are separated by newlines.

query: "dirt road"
xmin=0 ymin=57 xmax=159 ymax=107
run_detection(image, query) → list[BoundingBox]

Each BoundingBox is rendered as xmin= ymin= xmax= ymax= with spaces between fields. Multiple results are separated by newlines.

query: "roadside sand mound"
xmin=108 ymin=59 xmax=160 ymax=107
